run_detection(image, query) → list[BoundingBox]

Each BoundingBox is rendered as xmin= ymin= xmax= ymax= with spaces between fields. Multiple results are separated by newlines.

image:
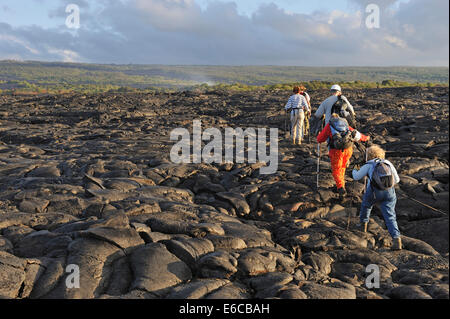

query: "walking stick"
xmin=347 ymin=207 xmax=352 ymax=230
xmin=308 ymin=124 xmax=311 ymax=144
xmin=284 ymin=111 xmax=287 ymax=133
xmin=316 ymin=142 xmax=320 ymax=190
xmin=398 ymin=194 xmax=447 ymax=216
xmin=285 ymin=110 xmax=291 ymax=137
xmin=363 ymin=146 xmax=368 ymax=191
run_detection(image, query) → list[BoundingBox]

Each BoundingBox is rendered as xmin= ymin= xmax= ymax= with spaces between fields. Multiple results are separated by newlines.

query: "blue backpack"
xmin=328 ymin=118 xmax=354 ymax=150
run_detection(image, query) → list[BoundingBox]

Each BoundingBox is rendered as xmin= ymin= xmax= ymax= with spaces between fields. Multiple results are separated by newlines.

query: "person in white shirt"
xmin=314 ymin=84 xmax=356 ymax=126
xmin=299 ymin=85 xmax=312 ymax=138
xmin=285 ymin=86 xmax=310 ymax=145
xmin=352 ymin=145 xmax=402 ymax=250
xmin=300 ymin=86 xmax=311 ymax=106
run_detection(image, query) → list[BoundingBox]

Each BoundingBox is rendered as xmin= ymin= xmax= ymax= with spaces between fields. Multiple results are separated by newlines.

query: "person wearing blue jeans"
xmin=352 ymin=145 xmax=402 ymax=250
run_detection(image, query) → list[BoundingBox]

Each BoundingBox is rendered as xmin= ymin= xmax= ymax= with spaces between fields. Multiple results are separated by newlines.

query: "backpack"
xmin=370 ymin=160 xmax=395 ymax=190
xmin=329 ymin=118 xmax=354 ymax=150
xmin=331 ymin=95 xmax=348 ymax=117
xmin=331 ymin=96 xmax=357 ymax=128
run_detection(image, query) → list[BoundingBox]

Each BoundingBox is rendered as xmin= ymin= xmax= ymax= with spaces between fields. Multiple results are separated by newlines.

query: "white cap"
xmin=331 ymin=84 xmax=342 ymax=92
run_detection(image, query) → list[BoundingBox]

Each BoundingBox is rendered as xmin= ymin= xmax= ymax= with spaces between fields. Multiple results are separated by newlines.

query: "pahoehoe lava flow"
xmin=0 ymin=86 xmax=448 ymax=299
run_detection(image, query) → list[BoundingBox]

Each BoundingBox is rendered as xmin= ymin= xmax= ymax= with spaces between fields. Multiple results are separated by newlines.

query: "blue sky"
xmin=0 ymin=0 xmax=447 ymax=66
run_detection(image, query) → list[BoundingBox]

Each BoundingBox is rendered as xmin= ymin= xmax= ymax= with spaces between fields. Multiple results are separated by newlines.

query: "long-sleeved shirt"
xmin=315 ymin=95 xmax=355 ymax=124
xmin=352 ymin=159 xmax=400 ymax=189
xmin=317 ymin=122 xmax=369 ymax=146
xmin=285 ymin=94 xmax=310 ymax=113
xmin=303 ymin=92 xmax=311 ymax=105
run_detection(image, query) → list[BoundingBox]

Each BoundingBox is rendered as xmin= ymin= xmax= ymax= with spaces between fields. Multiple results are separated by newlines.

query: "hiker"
xmin=317 ymin=114 xmax=370 ymax=201
xmin=285 ymin=86 xmax=310 ymax=145
xmin=299 ymin=85 xmax=311 ymax=106
xmin=314 ymin=84 xmax=356 ymax=128
xmin=299 ymin=85 xmax=312 ymax=139
xmin=352 ymin=145 xmax=402 ymax=250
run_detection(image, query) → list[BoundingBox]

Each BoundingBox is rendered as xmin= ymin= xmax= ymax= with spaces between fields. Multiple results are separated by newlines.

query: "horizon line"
xmin=0 ymin=59 xmax=449 ymax=69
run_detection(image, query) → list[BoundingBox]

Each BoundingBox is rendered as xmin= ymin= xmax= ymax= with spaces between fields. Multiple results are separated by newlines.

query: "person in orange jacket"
xmin=317 ymin=114 xmax=370 ymax=201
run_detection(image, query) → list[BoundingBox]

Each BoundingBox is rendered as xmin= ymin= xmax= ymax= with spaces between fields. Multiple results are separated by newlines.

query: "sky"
xmin=0 ymin=0 xmax=448 ymax=66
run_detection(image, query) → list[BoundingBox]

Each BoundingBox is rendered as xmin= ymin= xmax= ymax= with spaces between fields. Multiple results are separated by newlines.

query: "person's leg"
xmin=295 ymin=111 xmax=302 ymax=144
xmin=330 ymin=149 xmax=345 ymax=190
xmin=378 ymin=188 xmax=401 ymax=239
xmin=340 ymin=148 xmax=353 ymax=190
xmin=290 ymin=112 xmax=297 ymax=144
xmin=360 ymin=185 xmax=375 ymax=224
xmin=345 ymin=146 xmax=354 ymax=168
xmin=298 ymin=112 xmax=305 ymax=144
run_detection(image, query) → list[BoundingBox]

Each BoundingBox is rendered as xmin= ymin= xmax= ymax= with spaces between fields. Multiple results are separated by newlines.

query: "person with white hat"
xmin=313 ymin=84 xmax=356 ymax=126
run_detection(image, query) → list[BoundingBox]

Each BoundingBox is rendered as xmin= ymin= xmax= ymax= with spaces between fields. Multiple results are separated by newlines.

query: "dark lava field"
xmin=0 ymin=86 xmax=448 ymax=299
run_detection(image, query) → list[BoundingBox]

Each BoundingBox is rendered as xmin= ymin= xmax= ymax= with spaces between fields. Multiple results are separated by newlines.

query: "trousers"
xmin=291 ymin=110 xmax=305 ymax=143
xmin=329 ymin=147 xmax=353 ymax=189
xmin=360 ymin=184 xmax=401 ymax=239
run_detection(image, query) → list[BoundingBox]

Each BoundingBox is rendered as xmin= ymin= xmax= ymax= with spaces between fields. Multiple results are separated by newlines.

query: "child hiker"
xmin=317 ymin=113 xmax=370 ymax=201
xmin=352 ymin=145 xmax=402 ymax=250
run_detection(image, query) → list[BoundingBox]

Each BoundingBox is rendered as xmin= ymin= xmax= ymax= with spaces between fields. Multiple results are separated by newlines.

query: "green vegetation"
xmin=203 ymin=80 xmax=443 ymax=93
xmin=0 ymin=60 xmax=447 ymax=95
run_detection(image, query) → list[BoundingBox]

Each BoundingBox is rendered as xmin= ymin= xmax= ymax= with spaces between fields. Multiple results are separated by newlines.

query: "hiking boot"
xmin=356 ymin=222 xmax=368 ymax=233
xmin=392 ymin=237 xmax=402 ymax=251
xmin=338 ymin=187 xmax=347 ymax=202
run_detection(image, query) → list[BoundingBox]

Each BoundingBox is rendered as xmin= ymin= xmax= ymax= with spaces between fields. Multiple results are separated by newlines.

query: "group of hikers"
xmin=284 ymin=84 xmax=402 ymax=250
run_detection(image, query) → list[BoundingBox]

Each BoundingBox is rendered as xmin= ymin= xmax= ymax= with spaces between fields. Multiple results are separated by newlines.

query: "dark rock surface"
xmin=0 ymin=87 xmax=448 ymax=299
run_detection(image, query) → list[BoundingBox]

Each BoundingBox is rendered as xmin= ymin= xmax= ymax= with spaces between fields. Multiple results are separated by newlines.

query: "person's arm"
xmin=301 ymin=96 xmax=309 ymax=112
xmin=314 ymin=100 xmax=325 ymax=119
xmin=285 ymin=96 xmax=293 ymax=111
xmin=305 ymin=93 xmax=311 ymax=106
xmin=317 ymin=123 xmax=331 ymax=143
xmin=349 ymin=127 xmax=370 ymax=142
xmin=352 ymin=164 xmax=371 ymax=181
xmin=305 ymin=99 xmax=311 ymax=115
xmin=358 ymin=132 xmax=370 ymax=142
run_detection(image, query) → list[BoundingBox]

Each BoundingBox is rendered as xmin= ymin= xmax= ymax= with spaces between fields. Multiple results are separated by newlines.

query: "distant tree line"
xmin=0 ymin=60 xmax=447 ymax=95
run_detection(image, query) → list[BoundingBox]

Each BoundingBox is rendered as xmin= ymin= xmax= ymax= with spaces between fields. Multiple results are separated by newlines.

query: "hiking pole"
xmin=398 ymin=194 xmax=447 ymax=216
xmin=316 ymin=116 xmax=325 ymax=190
xmin=363 ymin=146 xmax=368 ymax=192
xmin=316 ymin=142 xmax=320 ymax=190
xmin=308 ymin=125 xmax=311 ymax=144
xmin=347 ymin=207 xmax=352 ymax=230
xmin=285 ymin=110 xmax=291 ymax=138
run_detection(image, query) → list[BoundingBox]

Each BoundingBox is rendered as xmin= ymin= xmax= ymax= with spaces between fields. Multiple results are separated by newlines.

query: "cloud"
xmin=0 ymin=33 xmax=40 ymax=55
xmin=0 ymin=0 xmax=448 ymax=66
xmin=47 ymin=48 xmax=80 ymax=62
xmin=348 ymin=0 xmax=399 ymax=9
